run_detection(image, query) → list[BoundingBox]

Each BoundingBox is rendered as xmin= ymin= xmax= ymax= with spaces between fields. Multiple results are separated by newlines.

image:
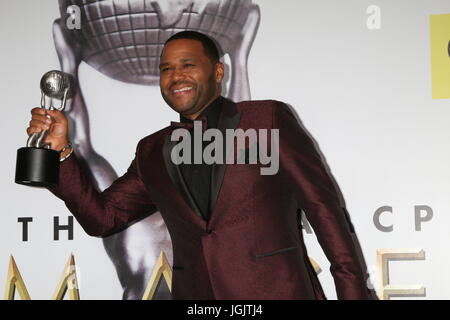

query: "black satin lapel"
xmin=162 ymin=135 xmax=203 ymax=219
xmin=209 ymin=104 xmax=242 ymax=213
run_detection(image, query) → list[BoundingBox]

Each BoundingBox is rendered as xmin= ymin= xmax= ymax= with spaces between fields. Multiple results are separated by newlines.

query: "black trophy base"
xmin=15 ymin=147 xmax=60 ymax=187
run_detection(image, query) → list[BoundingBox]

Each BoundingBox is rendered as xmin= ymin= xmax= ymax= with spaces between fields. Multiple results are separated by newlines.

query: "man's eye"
xmin=160 ymin=67 xmax=170 ymax=73
xmin=184 ymin=64 xmax=194 ymax=68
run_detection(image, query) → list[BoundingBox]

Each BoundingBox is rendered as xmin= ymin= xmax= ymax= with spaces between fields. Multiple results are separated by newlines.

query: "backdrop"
xmin=1 ymin=0 xmax=449 ymax=300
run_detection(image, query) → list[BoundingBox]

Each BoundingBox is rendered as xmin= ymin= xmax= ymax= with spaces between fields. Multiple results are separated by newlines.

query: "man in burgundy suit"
xmin=28 ymin=31 xmax=371 ymax=299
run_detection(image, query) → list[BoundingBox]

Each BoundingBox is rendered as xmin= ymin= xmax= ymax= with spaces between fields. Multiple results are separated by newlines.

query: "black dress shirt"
xmin=178 ymin=96 xmax=223 ymax=221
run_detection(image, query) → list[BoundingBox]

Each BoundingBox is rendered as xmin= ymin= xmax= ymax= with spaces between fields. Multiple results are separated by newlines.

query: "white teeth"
xmin=173 ymin=87 xmax=192 ymax=93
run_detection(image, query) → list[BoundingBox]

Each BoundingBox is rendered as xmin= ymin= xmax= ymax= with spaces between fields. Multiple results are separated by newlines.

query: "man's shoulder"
xmin=235 ymin=98 xmax=289 ymax=113
xmin=231 ymin=98 xmax=292 ymax=129
xmin=233 ymin=99 xmax=292 ymax=123
xmin=136 ymin=126 xmax=172 ymax=150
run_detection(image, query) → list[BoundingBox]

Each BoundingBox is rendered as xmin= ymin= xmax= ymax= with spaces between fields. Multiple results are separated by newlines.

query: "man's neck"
xmin=183 ymin=95 xmax=221 ymax=120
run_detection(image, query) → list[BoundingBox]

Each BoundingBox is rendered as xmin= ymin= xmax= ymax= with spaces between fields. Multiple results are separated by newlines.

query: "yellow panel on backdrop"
xmin=430 ymin=13 xmax=450 ymax=99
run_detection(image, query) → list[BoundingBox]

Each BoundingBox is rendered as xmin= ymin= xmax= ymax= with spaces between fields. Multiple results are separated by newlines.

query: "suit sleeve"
xmin=47 ymin=148 xmax=157 ymax=237
xmin=273 ymin=101 xmax=370 ymax=300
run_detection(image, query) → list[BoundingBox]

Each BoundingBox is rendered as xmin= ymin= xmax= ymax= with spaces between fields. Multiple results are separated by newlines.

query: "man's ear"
xmin=215 ymin=62 xmax=225 ymax=83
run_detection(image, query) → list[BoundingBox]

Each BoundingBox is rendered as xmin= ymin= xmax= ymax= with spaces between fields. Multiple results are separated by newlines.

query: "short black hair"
xmin=164 ymin=31 xmax=221 ymax=63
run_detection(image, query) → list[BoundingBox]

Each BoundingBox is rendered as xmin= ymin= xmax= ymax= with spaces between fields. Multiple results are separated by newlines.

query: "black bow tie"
xmin=170 ymin=115 xmax=208 ymax=132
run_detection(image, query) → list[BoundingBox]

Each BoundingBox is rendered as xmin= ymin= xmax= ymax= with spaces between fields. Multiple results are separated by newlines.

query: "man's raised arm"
xmin=27 ymin=108 xmax=156 ymax=237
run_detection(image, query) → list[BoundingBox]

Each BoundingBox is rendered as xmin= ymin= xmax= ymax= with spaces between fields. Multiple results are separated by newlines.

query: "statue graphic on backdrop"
xmin=53 ymin=0 xmax=260 ymax=299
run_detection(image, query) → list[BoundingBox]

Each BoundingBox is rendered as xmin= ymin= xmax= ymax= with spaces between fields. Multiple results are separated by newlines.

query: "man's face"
xmin=159 ymin=39 xmax=224 ymax=119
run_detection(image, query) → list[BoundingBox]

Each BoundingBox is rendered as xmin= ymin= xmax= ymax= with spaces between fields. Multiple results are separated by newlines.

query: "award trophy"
xmin=15 ymin=70 xmax=73 ymax=187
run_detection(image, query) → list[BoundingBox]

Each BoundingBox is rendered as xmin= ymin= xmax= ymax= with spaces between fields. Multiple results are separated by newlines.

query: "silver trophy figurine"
xmin=15 ymin=70 xmax=73 ymax=187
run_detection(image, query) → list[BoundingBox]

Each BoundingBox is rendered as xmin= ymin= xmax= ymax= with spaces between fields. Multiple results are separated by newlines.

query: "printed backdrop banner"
xmin=1 ymin=0 xmax=449 ymax=299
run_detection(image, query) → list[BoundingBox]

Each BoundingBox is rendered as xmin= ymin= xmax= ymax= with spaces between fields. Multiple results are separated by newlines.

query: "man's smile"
xmin=171 ymin=86 xmax=194 ymax=97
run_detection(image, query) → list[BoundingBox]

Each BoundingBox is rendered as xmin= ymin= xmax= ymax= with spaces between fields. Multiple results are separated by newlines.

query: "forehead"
xmin=160 ymin=39 xmax=207 ymax=61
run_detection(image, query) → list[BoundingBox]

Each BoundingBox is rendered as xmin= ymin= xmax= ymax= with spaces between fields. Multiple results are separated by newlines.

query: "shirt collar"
xmin=179 ymin=96 xmax=224 ymax=129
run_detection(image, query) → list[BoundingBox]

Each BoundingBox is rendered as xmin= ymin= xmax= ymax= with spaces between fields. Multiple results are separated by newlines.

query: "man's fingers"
xmin=27 ymin=126 xmax=44 ymax=136
xmin=46 ymin=109 xmax=67 ymax=123
xmin=31 ymin=108 xmax=67 ymax=124
xmin=27 ymin=108 xmax=69 ymax=151
xmin=29 ymin=119 xmax=50 ymax=130
xmin=31 ymin=108 xmax=52 ymax=126
xmin=31 ymin=107 xmax=46 ymax=116
xmin=27 ymin=108 xmax=52 ymax=136
xmin=31 ymin=113 xmax=51 ymax=124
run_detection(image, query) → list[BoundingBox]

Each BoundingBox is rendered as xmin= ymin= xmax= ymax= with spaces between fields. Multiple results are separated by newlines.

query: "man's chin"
xmin=170 ymin=103 xmax=195 ymax=115
xmin=168 ymin=99 xmax=198 ymax=114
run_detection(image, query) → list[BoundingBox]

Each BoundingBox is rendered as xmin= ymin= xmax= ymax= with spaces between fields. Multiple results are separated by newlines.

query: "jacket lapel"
xmin=161 ymin=97 xmax=242 ymax=220
xmin=162 ymin=135 xmax=203 ymax=219
xmin=209 ymin=99 xmax=242 ymax=214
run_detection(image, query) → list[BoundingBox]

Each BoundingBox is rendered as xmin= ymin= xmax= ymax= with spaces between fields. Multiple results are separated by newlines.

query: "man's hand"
xmin=27 ymin=108 xmax=70 ymax=158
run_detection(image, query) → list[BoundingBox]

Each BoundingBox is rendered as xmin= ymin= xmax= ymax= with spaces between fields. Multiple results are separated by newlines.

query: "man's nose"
xmin=171 ymin=67 xmax=186 ymax=81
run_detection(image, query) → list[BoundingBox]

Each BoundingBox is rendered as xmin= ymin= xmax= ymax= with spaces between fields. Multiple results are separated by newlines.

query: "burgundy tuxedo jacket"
xmin=49 ymin=97 xmax=371 ymax=300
